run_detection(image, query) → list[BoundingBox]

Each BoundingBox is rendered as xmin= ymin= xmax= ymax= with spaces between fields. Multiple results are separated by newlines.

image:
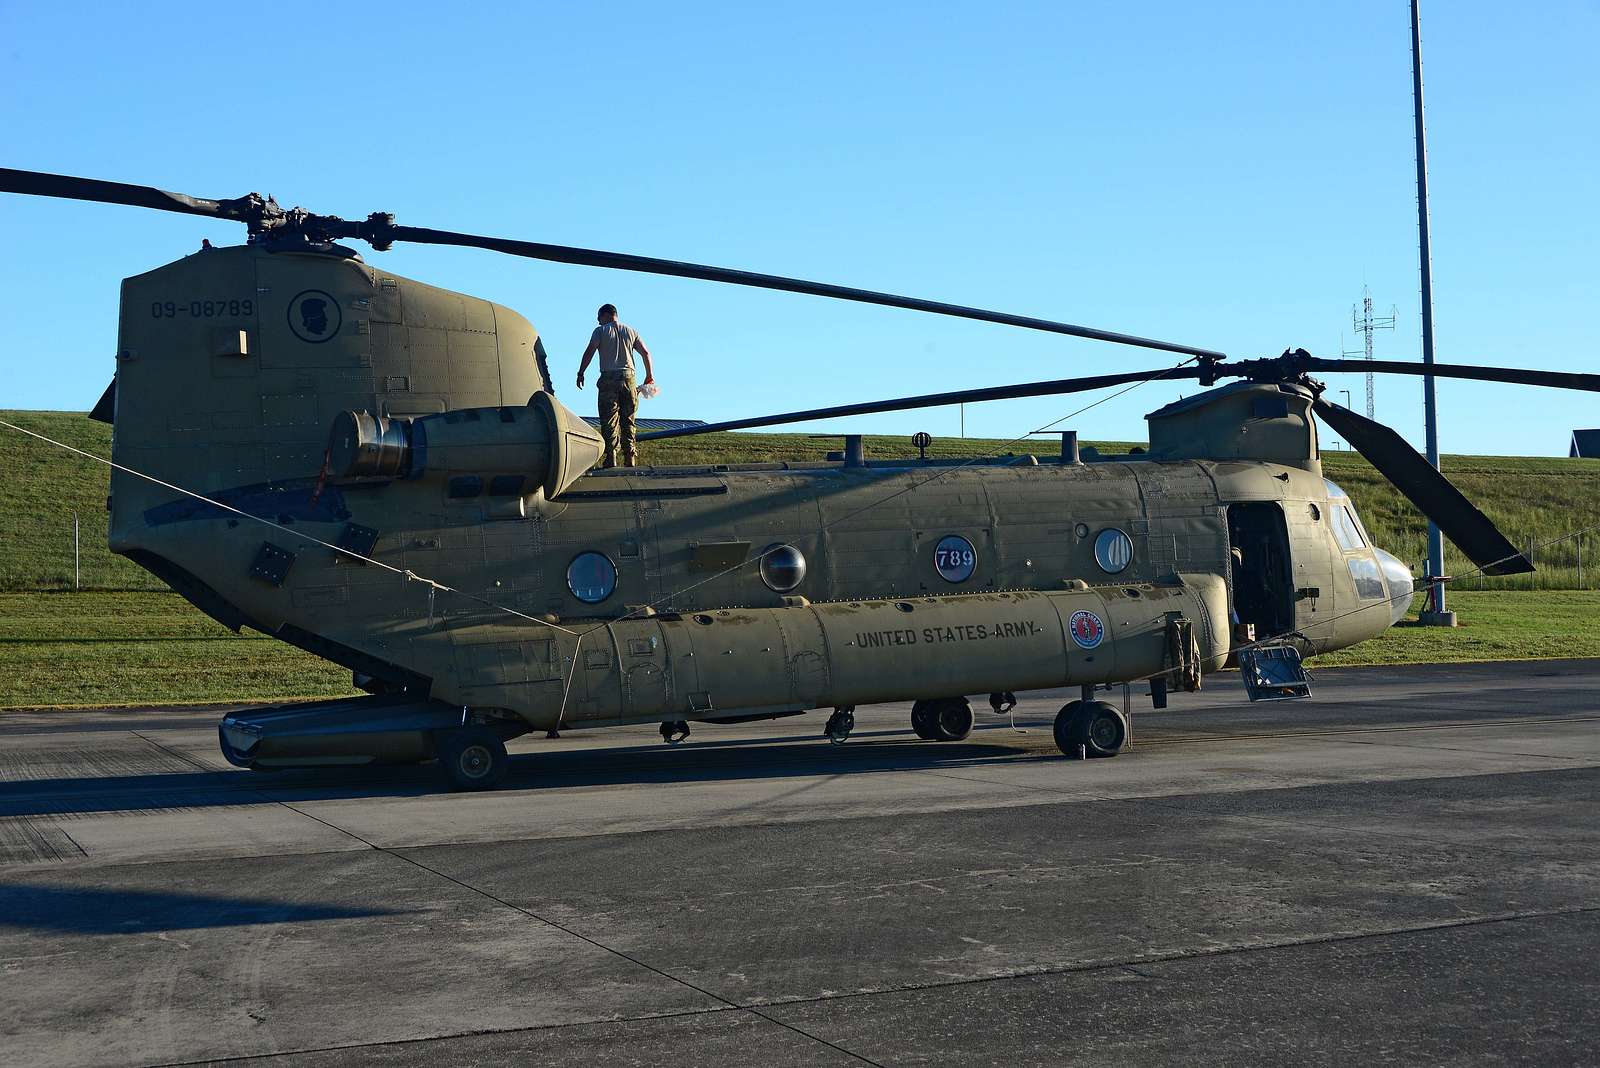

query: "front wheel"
xmin=437 ymin=727 xmax=510 ymax=791
xmin=1053 ymin=700 xmax=1127 ymax=759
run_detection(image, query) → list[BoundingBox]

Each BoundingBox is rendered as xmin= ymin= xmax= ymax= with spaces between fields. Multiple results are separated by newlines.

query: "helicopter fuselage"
xmin=103 ymin=243 xmax=1410 ymax=744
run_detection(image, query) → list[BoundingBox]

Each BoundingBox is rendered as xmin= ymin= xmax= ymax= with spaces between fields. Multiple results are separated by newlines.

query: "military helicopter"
xmin=4 ymin=167 xmax=1597 ymax=790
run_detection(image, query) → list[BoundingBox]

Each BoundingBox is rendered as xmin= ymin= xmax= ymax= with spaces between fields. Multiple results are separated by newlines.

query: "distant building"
xmin=1572 ymin=430 xmax=1600 ymax=458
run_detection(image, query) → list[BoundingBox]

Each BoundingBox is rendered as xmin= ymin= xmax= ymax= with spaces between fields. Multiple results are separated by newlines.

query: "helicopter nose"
xmin=1375 ymin=547 xmax=1416 ymax=626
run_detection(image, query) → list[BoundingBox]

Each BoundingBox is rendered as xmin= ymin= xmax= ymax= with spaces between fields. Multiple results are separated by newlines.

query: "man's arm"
xmin=633 ymin=336 xmax=655 ymax=384
xmin=576 ymin=337 xmax=598 ymax=389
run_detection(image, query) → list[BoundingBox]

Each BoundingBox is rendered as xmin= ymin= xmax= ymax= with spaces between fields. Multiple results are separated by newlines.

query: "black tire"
xmin=1052 ymin=700 xmax=1086 ymax=756
xmin=910 ymin=701 xmax=937 ymax=740
xmin=1053 ymin=700 xmax=1126 ymax=758
xmin=437 ymin=727 xmax=510 ymax=791
xmin=929 ymin=698 xmax=974 ymax=742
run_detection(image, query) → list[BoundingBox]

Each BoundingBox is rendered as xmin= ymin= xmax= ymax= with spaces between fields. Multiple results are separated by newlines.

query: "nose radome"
xmin=1375 ymin=547 xmax=1416 ymax=626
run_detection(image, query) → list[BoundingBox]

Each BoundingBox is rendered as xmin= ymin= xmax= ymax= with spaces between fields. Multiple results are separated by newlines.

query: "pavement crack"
xmin=129 ymin=730 xmax=222 ymax=775
xmin=270 ymin=803 xmax=884 ymax=1066
xmin=736 ymin=904 xmax=1600 ymax=1014
xmin=164 ymin=903 xmax=1600 ymax=1067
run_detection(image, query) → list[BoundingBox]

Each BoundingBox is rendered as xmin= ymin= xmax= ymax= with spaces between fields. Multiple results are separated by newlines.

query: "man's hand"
xmin=643 ymin=375 xmax=655 ymax=386
xmin=575 ymin=372 xmax=585 ymax=390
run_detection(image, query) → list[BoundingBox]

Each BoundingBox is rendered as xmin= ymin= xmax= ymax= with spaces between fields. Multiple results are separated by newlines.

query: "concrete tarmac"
xmin=2 ymin=659 xmax=1599 ymax=1066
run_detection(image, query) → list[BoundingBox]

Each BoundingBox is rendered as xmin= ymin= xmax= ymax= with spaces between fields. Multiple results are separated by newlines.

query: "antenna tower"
xmin=1345 ymin=286 xmax=1396 ymax=418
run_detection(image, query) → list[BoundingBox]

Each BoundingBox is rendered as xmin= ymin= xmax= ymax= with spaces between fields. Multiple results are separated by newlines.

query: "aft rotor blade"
xmin=638 ymin=365 xmax=1205 ymax=440
xmin=387 ymin=224 xmax=1226 ymax=359
xmin=1299 ymin=357 xmax=1600 ymax=394
xmin=0 ymin=167 xmax=246 ymax=221
xmin=3 ymin=168 xmax=1226 ymax=358
xmin=1312 ymin=399 xmax=1533 ymax=576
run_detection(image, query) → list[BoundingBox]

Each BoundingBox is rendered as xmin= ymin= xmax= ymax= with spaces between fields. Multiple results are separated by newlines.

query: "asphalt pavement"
xmin=3 ymin=659 xmax=1598 ymax=1066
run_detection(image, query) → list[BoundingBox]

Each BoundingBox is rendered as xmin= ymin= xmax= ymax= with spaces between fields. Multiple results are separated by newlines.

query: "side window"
xmin=1332 ymin=506 xmax=1366 ymax=551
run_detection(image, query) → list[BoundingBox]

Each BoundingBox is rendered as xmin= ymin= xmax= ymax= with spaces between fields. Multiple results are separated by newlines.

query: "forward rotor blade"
xmin=387 ymin=224 xmax=1226 ymax=359
xmin=638 ymin=365 xmax=1204 ymax=440
xmin=0 ymin=167 xmax=246 ymax=221
xmin=1299 ymin=357 xmax=1600 ymax=394
xmin=1312 ymin=399 xmax=1533 ymax=576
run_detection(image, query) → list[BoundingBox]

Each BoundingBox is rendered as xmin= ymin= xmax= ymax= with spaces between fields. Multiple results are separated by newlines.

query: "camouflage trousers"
xmin=597 ymin=371 xmax=637 ymax=468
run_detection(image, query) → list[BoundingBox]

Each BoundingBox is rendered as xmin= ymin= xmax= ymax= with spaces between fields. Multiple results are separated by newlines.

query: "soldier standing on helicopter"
xmin=575 ymin=303 xmax=655 ymax=468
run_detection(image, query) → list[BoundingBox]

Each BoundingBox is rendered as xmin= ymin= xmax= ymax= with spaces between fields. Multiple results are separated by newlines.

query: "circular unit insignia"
xmin=1069 ymin=609 xmax=1105 ymax=650
xmin=287 ymin=289 xmax=342 ymax=344
xmin=1093 ymin=527 xmax=1133 ymax=574
xmin=933 ymin=534 xmax=976 ymax=583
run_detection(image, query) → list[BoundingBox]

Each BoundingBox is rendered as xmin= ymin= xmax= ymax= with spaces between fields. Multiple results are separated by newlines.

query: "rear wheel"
xmin=437 ymin=727 xmax=510 ymax=791
xmin=928 ymin=697 xmax=974 ymax=742
xmin=910 ymin=701 xmax=938 ymax=740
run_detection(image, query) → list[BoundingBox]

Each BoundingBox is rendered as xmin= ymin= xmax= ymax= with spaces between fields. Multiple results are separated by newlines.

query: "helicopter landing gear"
xmin=911 ymin=697 xmax=974 ymax=742
xmin=660 ymin=720 xmax=691 ymax=745
xmin=824 ymin=707 xmax=856 ymax=745
xmin=436 ymin=726 xmax=510 ymax=791
xmin=1053 ymin=700 xmax=1127 ymax=759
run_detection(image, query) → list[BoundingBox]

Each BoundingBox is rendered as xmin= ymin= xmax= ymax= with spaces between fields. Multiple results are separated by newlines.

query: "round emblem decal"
xmin=287 ymin=289 xmax=342 ymax=343
xmin=1093 ymin=528 xmax=1133 ymax=574
xmin=933 ymin=534 xmax=976 ymax=583
xmin=1069 ymin=609 xmax=1105 ymax=650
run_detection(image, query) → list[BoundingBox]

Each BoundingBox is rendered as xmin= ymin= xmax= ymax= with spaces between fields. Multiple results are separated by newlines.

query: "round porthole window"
xmin=566 ymin=551 xmax=617 ymax=603
xmin=1093 ymin=528 xmax=1133 ymax=574
xmin=759 ymin=544 xmax=807 ymax=591
xmin=934 ymin=534 xmax=977 ymax=583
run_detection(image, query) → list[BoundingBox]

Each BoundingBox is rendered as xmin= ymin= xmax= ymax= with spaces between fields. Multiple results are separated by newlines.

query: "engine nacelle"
xmin=328 ymin=391 xmax=603 ymax=499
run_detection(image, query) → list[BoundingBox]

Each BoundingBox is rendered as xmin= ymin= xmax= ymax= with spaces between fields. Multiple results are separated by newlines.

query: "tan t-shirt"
xmin=591 ymin=321 xmax=641 ymax=374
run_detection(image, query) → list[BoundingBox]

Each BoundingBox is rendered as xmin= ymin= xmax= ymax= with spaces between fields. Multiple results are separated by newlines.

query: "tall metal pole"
xmin=1411 ymin=0 xmax=1449 ymax=621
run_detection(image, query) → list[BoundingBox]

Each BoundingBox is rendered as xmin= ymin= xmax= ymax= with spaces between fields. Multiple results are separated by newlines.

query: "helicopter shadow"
xmin=0 ymin=724 xmax=1053 ymax=819
xmin=0 ymin=883 xmax=395 ymax=935
xmin=506 ymin=723 xmax=1050 ymax=791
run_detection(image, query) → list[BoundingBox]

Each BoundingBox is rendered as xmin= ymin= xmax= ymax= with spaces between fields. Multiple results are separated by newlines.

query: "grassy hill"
xmin=3 ymin=409 xmax=1597 ymax=591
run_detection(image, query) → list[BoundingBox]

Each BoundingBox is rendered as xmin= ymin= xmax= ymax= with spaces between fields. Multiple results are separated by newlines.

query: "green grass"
xmin=1 ymin=590 xmax=1596 ymax=709
xmin=4 ymin=409 xmax=1598 ymax=592
xmin=0 ymin=592 xmax=357 ymax=708
xmin=1311 ymin=590 xmax=1600 ymax=667
xmin=0 ymin=410 xmax=165 ymax=590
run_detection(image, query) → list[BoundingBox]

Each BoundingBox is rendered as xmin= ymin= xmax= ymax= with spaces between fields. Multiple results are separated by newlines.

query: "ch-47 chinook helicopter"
xmin=4 ymin=167 xmax=1597 ymax=790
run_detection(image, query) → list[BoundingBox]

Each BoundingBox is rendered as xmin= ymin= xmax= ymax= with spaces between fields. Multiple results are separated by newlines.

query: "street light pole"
xmin=1411 ymin=0 xmax=1452 ymax=625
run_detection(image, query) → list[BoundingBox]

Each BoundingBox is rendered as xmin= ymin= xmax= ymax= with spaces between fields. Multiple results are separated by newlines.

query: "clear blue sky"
xmin=2 ymin=0 xmax=1595 ymax=455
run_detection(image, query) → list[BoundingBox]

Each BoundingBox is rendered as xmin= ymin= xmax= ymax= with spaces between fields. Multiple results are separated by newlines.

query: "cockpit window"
xmin=1348 ymin=555 xmax=1385 ymax=599
xmin=1332 ymin=505 xmax=1366 ymax=551
xmin=1323 ymin=478 xmax=1347 ymax=499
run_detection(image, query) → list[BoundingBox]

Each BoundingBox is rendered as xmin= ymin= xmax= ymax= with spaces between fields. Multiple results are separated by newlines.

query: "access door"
xmin=1227 ymin=502 xmax=1295 ymax=640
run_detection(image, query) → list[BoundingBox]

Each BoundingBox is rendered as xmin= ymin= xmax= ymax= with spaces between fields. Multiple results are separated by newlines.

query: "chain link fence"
xmin=1464 ymin=528 xmax=1596 ymax=592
